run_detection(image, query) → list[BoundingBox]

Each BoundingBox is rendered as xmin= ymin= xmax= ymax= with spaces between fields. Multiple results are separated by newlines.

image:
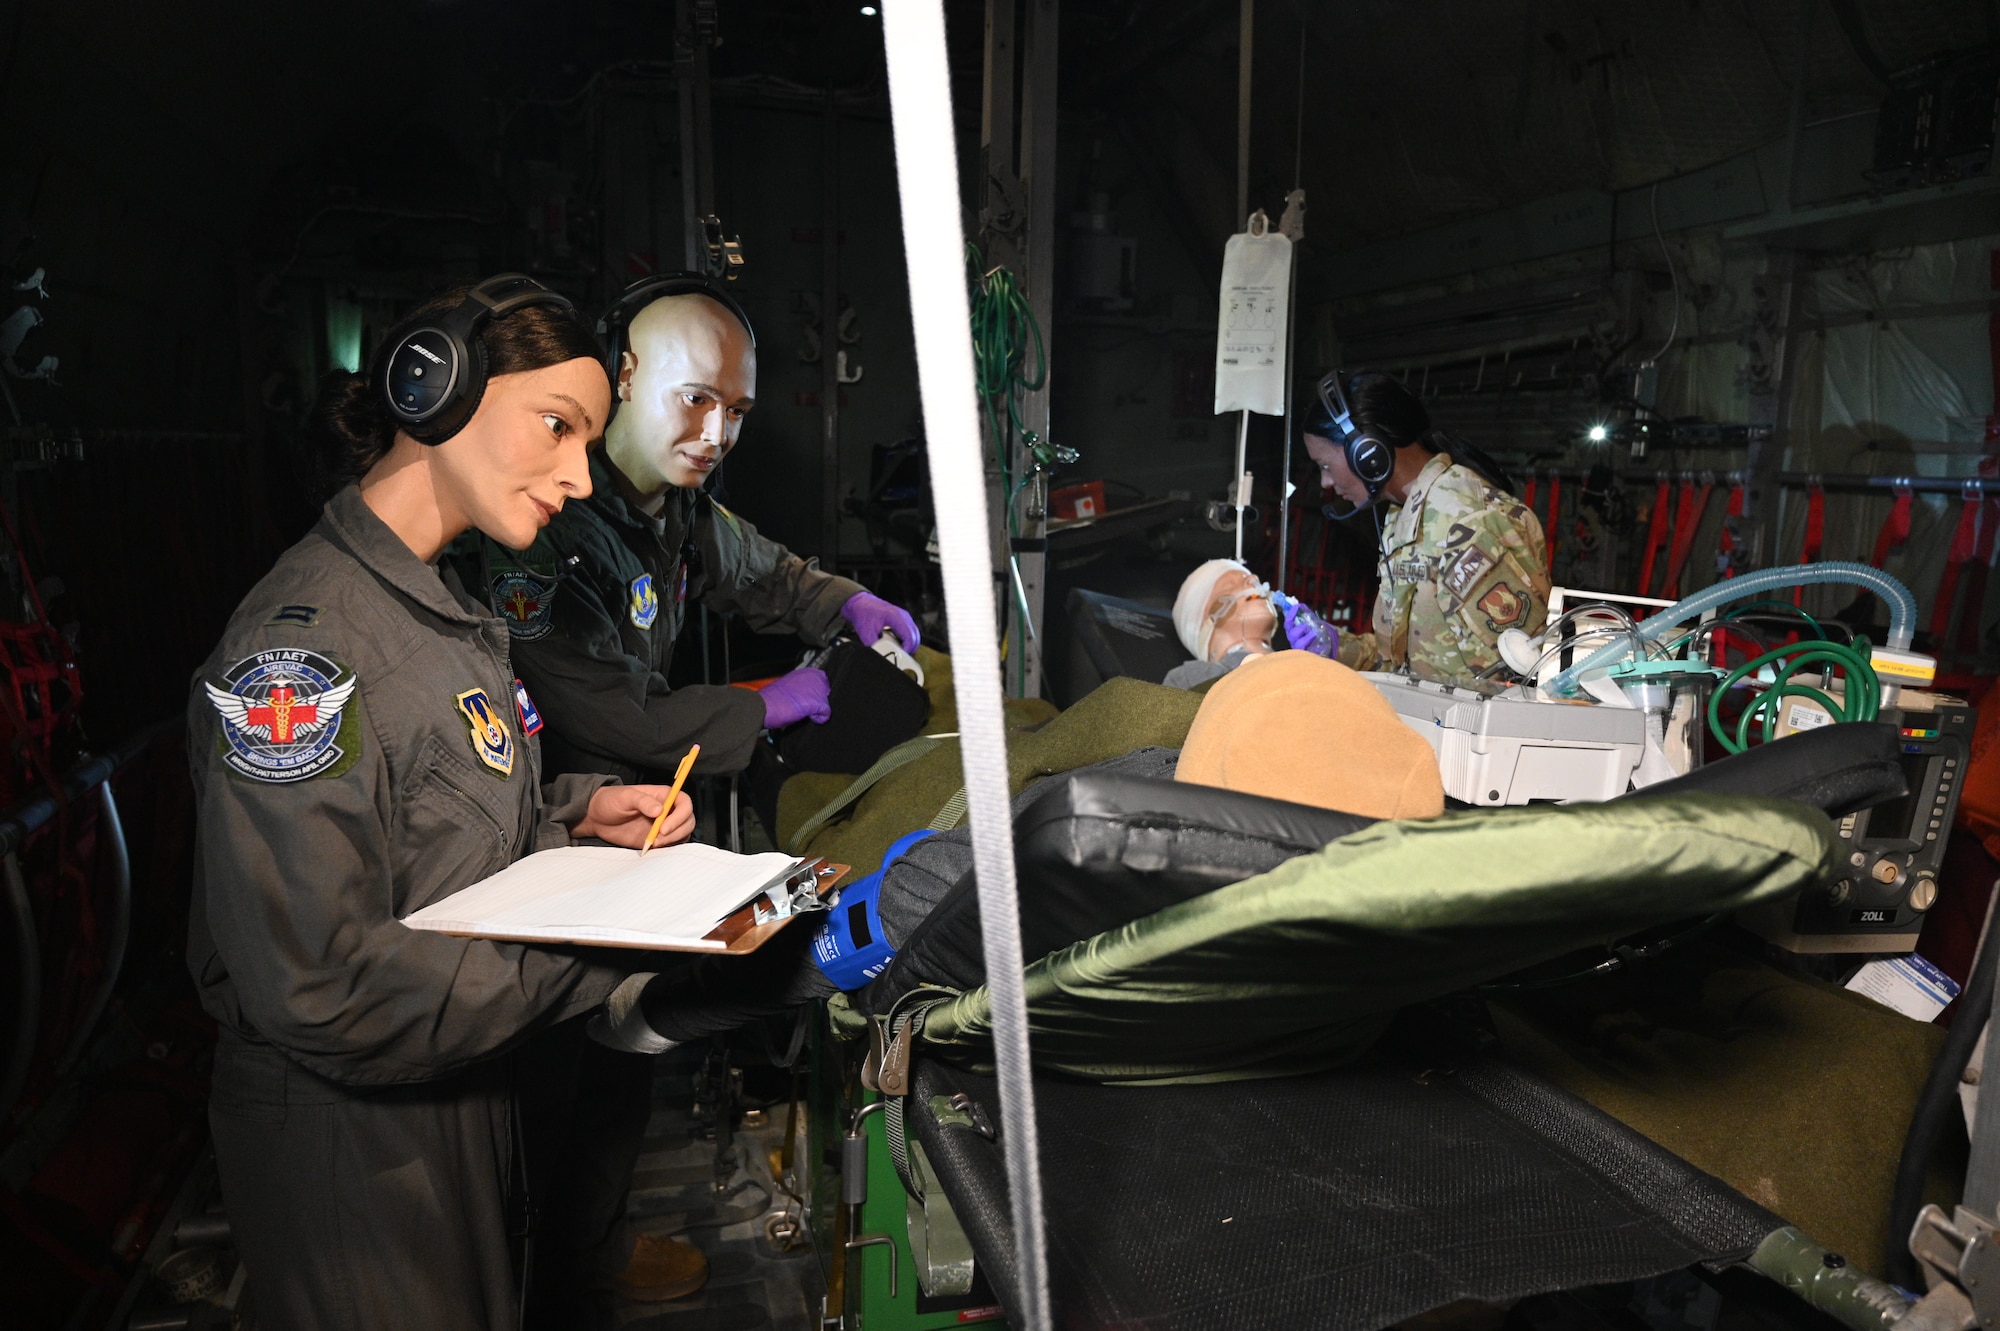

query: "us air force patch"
xmin=455 ymin=687 xmax=515 ymax=777
xmin=628 ymin=574 xmax=659 ymax=630
xmin=205 ymin=650 xmax=360 ymax=782
xmin=491 ymin=569 xmax=556 ymax=641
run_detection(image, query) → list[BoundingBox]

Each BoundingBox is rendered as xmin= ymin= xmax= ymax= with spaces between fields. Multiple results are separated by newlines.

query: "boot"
xmin=611 ymin=1232 xmax=709 ymax=1302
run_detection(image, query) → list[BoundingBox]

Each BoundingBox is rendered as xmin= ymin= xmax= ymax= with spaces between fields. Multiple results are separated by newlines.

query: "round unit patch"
xmin=492 ymin=569 xmax=557 ymax=641
xmin=204 ymin=649 xmax=360 ymax=782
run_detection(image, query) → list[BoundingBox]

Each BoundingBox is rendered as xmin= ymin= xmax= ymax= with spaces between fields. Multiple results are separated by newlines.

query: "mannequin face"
xmin=430 ymin=358 xmax=607 ymax=550
xmin=1305 ymin=432 xmax=1372 ymax=508
xmin=1205 ymin=568 xmax=1277 ymax=660
xmin=603 ymin=294 xmax=757 ymax=496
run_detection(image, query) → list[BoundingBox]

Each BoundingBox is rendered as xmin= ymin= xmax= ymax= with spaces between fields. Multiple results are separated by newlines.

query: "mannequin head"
xmin=603 ymin=293 xmax=757 ymax=501
xmin=318 ymin=292 xmax=608 ymax=557
xmin=1172 ymin=559 xmax=1277 ymax=663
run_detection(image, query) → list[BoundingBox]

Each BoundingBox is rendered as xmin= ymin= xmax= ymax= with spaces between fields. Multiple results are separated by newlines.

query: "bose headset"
xmin=1313 ymin=369 xmax=1397 ymax=518
xmin=1311 ymin=369 xmax=1515 ymax=520
xmin=377 ymin=273 xmax=580 ymax=445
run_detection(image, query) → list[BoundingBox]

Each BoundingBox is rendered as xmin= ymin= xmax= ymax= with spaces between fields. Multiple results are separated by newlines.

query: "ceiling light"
xmin=1587 ymin=423 xmax=1609 ymax=443
xmin=860 ymin=5 xmax=877 ymax=13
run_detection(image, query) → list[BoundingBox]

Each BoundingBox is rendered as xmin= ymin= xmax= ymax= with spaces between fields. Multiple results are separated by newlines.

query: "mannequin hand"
xmin=840 ymin=591 xmax=921 ymax=652
xmin=574 ymin=786 xmax=693 ymax=848
xmin=1274 ymin=593 xmax=1340 ymax=658
xmin=762 ymin=666 xmax=832 ymax=729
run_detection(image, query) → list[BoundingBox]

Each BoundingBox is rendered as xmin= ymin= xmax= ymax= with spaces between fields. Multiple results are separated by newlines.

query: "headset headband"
xmin=1315 ymin=370 xmax=1398 ymax=519
xmin=378 ymin=273 xmax=577 ymax=445
xmin=596 ymin=272 xmax=757 ymax=378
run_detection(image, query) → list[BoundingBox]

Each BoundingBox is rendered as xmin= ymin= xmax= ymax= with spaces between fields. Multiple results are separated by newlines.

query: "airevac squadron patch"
xmin=491 ymin=569 xmax=557 ymax=641
xmin=204 ymin=649 xmax=360 ymax=782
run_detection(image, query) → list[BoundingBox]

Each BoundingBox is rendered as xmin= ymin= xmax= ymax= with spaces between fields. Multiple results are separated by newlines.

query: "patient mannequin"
xmin=1164 ymin=559 xmax=1277 ymax=689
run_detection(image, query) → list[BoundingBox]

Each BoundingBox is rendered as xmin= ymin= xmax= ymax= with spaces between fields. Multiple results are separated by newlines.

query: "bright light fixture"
xmin=1587 ymin=423 xmax=1609 ymax=443
xmin=861 ymin=4 xmax=878 ymax=12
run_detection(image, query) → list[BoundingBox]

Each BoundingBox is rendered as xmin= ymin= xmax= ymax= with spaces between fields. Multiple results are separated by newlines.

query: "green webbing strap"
xmin=928 ymin=788 xmax=968 ymax=832
xmin=784 ymin=735 xmax=947 ymax=855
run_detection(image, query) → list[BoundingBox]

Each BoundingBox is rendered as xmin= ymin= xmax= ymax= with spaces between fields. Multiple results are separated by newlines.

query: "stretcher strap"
xmin=1663 ymin=478 xmax=1713 ymax=600
xmin=1932 ymin=494 xmax=1986 ymax=648
xmin=1637 ymin=477 xmax=1672 ymax=598
xmin=1715 ymin=483 xmax=1746 ymax=579
xmin=883 ymin=5 xmax=1050 ymax=1322
xmin=1544 ymin=474 xmax=1562 ymax=573
xmin=1869 ymin=485 xmax=1913 ymax=569
xmin=784 ymin=735 xmax=946 ymax=855
xmin=1791 ymin=484 xmax=1825 ymax=606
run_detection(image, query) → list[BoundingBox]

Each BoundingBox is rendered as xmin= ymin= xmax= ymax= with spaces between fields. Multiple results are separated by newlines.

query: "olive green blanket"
xmin=1492 ymin=941 xmax=1959 ymax=1277
xmin=915 ymin=793 xmax=1838 ymax=1086
xmin=775 ymin=656 xmax=1200 ymax=875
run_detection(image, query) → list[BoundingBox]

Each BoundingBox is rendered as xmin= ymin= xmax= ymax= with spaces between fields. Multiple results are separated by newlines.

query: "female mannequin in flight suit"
xmin=186 ymin=277 xmax=693 ymax=1331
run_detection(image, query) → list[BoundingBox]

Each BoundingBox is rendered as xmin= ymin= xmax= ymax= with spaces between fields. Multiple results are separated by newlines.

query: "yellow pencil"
xmin=640 ymin=744 xmax=700 ymax=855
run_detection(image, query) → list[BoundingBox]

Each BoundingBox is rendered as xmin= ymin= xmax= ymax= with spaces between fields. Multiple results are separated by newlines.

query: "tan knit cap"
xmin=1174 ymin=652 xmax=1445 ymax=820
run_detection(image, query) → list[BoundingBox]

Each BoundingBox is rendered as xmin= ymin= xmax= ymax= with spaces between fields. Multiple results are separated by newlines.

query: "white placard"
xmin=1213 ymin=229 xmax=1293 ymax=416
xmin=1845 ymin=953 xmax=1961 ymax=1023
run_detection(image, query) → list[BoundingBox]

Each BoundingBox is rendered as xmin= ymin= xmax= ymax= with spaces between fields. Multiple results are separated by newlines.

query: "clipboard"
xmin=701 ymin=858 xmax=849 ymax=955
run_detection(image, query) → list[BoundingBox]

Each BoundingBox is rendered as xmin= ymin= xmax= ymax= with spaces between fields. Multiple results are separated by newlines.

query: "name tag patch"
xmin=514 ymin=678 xmax=544 ymax=737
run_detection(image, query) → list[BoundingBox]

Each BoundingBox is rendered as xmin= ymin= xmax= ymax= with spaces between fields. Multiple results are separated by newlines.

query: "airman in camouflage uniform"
xmin=1337 ymin=450 xmax=1551 ymax=685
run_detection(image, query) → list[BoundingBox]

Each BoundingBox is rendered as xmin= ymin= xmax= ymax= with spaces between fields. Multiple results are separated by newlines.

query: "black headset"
xmin=596 ymin=272 xmax=757 ymax=383
xmin=377 ymin=274 xmax=578 ymax=445
xmin=1313 ymin=370 xmax=1398 ymax=517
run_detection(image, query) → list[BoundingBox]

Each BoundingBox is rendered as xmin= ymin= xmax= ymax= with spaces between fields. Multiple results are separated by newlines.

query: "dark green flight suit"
xmin=456 ymin=451 xmax=863 ymax=783
xmin=188 ymin=485 xmax=631 ymax=1331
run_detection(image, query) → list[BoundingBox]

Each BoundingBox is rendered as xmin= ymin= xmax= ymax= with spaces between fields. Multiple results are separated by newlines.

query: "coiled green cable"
xmin=1707 ymin=638 xmax=1880 ymax=754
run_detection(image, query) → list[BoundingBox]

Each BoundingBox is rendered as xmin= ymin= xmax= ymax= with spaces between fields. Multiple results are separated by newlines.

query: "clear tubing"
xmin=1549 ymin=562 xmax=1915 ymax=698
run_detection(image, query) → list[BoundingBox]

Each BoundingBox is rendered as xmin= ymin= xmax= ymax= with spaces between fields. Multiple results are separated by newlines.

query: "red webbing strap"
xmin=1522 ymin=470 xmax=1538 ymax=513
xmin=1544 ymin=473 xmax=1562 ymax=573
xmin=1663 ymin=477 xmax=1713 ymax=600
xmin=1932 ymin=491 xmax=1984 ymax=646
xmin=1637 ymin=476 xmax=1671 ymax=597
xmin=1869 ymin=484 xmax=1914 ymax=568
xmin=1792 ymin=483 xmax=1825 ymax=605
xmin=1715 ymin=482 xmax=1746 ymax=578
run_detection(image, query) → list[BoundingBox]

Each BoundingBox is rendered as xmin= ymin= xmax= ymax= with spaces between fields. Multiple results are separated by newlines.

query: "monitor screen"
xmin=1865 ymin=754 xmax=1934 ymax=845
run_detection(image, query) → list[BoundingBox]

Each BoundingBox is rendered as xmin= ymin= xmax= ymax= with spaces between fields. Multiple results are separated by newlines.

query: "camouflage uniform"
xmin=1337 ymin=451 xmax=1550 ymax=686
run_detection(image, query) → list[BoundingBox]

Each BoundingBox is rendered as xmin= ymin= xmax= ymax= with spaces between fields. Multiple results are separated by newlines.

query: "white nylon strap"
xmin=881 ymin=4 xmax=1051 ymax=1328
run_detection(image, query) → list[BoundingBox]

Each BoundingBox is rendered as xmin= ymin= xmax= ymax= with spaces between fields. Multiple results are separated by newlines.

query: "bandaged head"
xmin=1172 ymin=559 xmax=1277 ymax=663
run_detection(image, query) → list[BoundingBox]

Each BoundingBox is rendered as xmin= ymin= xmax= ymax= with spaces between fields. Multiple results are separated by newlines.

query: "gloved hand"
xmin=840 ymin=591 xmax=921 ymax=653
xmin=761 ymin=666 xmax=832 ymax=729
xmin=1273 ymin=591 xmax=1340 ymax=658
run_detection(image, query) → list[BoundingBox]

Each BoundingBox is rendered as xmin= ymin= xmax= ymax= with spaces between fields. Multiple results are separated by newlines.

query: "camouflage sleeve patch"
xmin=1438 ymin=545 xmax=1494 ymax=604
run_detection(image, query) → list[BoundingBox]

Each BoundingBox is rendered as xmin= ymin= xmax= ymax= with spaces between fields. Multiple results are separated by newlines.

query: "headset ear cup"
xmin=411 ymin=333 xmax=487 ymax=445
xmin=1348 ymin=433 xmax=1393 ymax=486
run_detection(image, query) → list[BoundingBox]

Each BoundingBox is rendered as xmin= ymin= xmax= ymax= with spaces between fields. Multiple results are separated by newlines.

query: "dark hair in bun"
xmin=311 ymin=285 xmax=605 ymax=483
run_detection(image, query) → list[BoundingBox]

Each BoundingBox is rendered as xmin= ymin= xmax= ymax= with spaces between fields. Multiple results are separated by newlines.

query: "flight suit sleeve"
xmin=535 ymin=771 xmax=616 ymax=851
xmin=1338 ymin=631 xmax=1384 ymax=671
xmin=511 ymin=545 xmax=770 ymax=776
xmin=1429 ymin=503 xmax=1551 ymax=676
xmin=190 ymin=674 xmax=625 ymax=1087
xmin=693 ymin=500 xmax=864 ymax=644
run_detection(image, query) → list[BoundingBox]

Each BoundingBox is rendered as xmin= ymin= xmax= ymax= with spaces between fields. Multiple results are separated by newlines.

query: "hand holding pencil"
xmin=572 ymin=744 xmax=699 ymax=850
xmin=640 ymin=744 xmax=701 ymax=855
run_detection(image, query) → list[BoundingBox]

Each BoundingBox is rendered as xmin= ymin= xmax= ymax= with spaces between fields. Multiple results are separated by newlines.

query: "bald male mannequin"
xmin=446 ymin=283 xmax=915 ymax=1321
xmin=457 ymin=287 xmax=901 ymax=788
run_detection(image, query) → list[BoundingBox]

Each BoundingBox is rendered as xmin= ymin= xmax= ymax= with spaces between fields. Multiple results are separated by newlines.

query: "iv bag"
xmin=1213 ymin=225 xmax=1293 ymax=416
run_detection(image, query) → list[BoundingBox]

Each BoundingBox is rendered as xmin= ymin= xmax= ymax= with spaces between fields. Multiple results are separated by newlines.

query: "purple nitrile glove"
xmin=761 ymin=666 xmax=832 ymax=729
xmin=1274 ymin=592 xmax=1340 ymax=658
xmin=840 ymin=591 xmax=921 ymax=653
